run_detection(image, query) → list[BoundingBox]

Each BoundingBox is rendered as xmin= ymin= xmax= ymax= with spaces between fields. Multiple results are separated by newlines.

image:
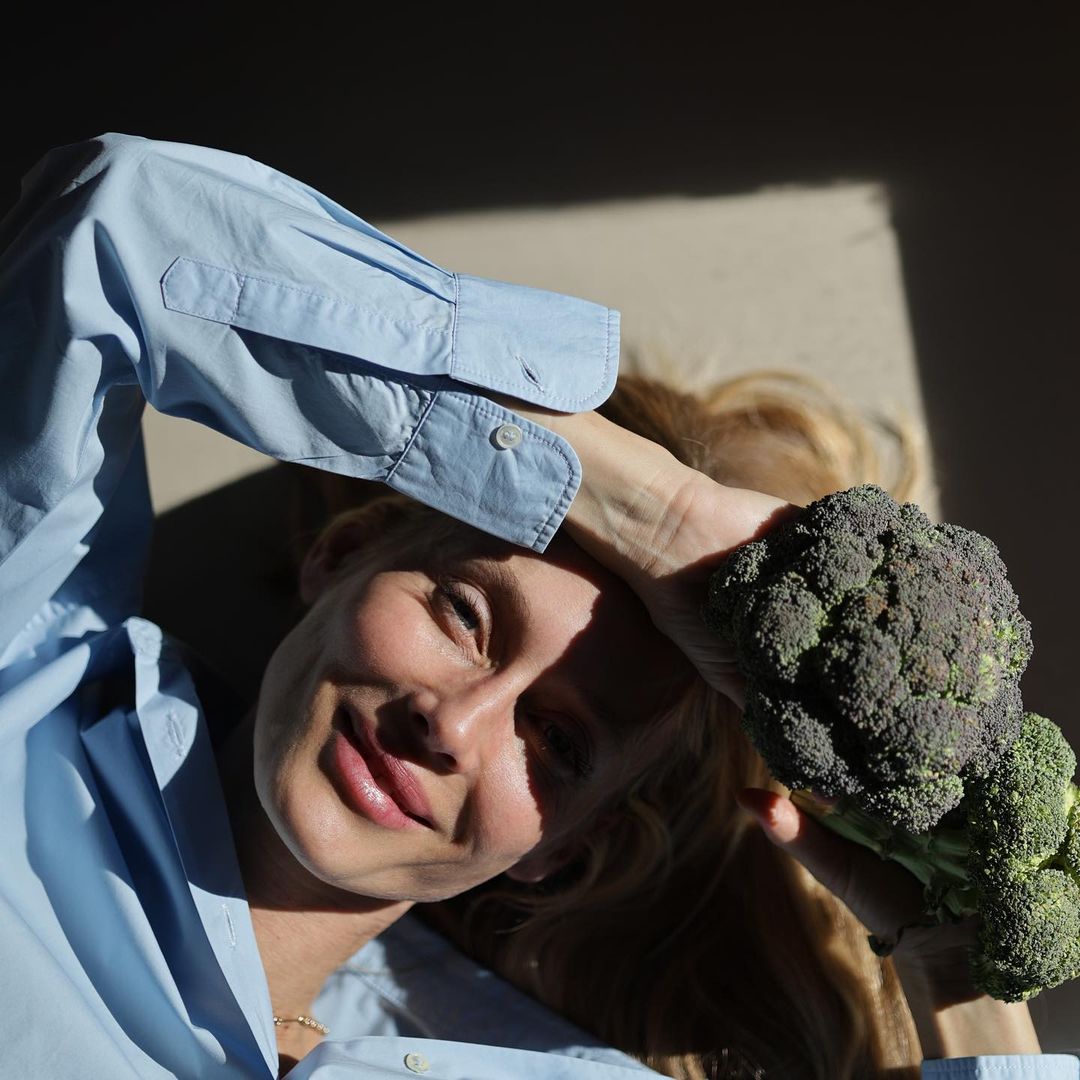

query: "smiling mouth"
xmin=334 ymin=707 xmax=435 ymax=830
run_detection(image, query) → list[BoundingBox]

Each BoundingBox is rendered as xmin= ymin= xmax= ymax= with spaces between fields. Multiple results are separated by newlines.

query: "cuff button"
xmin=492 ymin=422 xmax=523 ymax=450
xmin=404 ymin=1051 xmax=431 ymax=1073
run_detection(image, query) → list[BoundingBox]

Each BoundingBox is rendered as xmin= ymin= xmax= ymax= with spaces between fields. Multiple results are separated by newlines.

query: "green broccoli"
xmin=702 ymin=484 xmax=1032 ymax=833
xmin=965 ymin=711 xmax=1080 ymax=999
xmin=792 ymin=711 xmax=1080 ymax=1002
xmin=701 ymin=484 xmax=1080 ymax=1001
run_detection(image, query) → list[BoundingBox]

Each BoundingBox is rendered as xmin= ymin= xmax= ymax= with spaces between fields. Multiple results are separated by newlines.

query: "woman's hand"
xmin=737 ymin=786 xmax=1043 ymax=1059
xmin=490 ymin=402 xmax=794 ymax=705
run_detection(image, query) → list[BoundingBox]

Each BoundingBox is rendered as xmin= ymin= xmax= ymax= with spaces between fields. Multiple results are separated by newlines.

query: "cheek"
xmin=468 ymin=743 xmax=549 ymax=864
xmin=253 ymin=675 xmax=349 ymax=873
xmin=283 ymin=775 xmax=394 ymax=893
xmin=253 ymin=618 xmax=325 ymax=788
xmin=249 ymin=609 xmax=372 ymax=876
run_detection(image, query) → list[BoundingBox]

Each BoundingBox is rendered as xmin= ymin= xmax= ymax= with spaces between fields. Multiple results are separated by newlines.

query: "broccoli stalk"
xmin=703 ymin=485 xmax=1080 ymax=1001
xmin=788 ymin=792 xmax=977 ymax=919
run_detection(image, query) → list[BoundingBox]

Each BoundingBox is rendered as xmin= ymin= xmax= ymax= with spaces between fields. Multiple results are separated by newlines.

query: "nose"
xmin=409 ymin=681 xmax=516 ymax=774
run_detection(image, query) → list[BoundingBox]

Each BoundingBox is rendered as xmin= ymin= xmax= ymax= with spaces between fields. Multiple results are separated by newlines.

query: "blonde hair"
xmin=289 ymin=371 xmax=924 ymax=1079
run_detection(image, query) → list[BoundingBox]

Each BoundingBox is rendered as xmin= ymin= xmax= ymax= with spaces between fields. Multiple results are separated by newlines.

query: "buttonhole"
xmin=516 ymin=354 xmax=543 ymax=389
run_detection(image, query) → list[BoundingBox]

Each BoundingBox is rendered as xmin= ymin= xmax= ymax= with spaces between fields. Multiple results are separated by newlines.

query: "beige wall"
xmin=144 ymin=182 xmax=934 ymax=514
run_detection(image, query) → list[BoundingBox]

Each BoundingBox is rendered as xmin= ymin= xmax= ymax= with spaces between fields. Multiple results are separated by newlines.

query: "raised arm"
xmin=0 ymin=133 xmax=616 ymax=658
xmin=489 ymin=399 xmax=794 ymax=705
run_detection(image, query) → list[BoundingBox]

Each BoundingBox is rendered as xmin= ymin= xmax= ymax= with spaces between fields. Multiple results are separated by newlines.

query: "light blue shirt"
xmin=0 ymin=132 xmax=1072 ymax=1079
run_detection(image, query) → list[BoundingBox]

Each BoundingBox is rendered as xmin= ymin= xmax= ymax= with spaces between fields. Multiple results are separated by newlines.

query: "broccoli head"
xmin=964 ymin=711 xmax=1080 ymax=1001
xmin=703 ymin=485 xmax=1032 ymax=832
xmin=793 ymin=712 xmax=1080 ymax=1002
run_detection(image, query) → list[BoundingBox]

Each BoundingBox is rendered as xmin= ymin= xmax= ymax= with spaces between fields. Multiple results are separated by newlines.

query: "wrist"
xmin=893 ymin=961 xmax=1042 ymax=1059
xmin=492 ymin=393 xmax=794 ymax=561
xmin=490 ymin=397 xmax=693 ymax=576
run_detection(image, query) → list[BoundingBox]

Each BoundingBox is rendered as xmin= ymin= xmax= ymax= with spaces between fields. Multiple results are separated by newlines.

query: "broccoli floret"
xmin=792 ymin=712 xmax=1080 ymax=1002
xmin=965 ymin=711 xmax=1080 ymax=1000
xmin=703 ymin=485 xmax=1032 ymax=832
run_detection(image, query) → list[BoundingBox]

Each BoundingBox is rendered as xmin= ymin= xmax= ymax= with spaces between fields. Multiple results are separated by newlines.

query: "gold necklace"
xmin=272 ymin=1014 xmax=329 ymax=1036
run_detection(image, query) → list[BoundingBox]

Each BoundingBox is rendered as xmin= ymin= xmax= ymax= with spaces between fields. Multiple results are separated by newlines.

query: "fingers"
xmin=737 ymin=788 xmax=985 ymax=1003
xmin=735 ymin=787 xmax=930 ymax=942
xmin=650 ymin=610 xmax=747 ymax=708
xmin=705 ymin=669 xmax=746 ymax=710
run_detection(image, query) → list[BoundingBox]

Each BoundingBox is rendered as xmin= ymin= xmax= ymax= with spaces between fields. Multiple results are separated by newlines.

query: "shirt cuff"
xmin=923 ymin=1056 xmax=1080 ymax=1079
xmin=452 ymin=274 xmax=620 ymax=413
xmin=386 ymin=390 xmax=580 ymax=553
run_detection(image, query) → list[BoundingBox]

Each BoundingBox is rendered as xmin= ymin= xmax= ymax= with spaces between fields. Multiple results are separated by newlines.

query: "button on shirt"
xmin=0 ymin=133 xmax=1072 ymax=1079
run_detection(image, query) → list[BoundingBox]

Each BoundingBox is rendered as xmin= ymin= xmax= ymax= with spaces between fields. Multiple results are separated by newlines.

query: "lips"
xmin=337 ymin=705 xmax=435 ymax=829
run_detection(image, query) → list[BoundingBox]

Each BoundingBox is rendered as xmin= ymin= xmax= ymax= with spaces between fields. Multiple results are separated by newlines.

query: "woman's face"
xmin=253 ymin=521 xmax=692 ymax=902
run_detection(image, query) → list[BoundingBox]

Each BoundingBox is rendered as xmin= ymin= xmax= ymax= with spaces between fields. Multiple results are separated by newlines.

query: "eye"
xmin=434 ymin=577 xmax=486 ymax=651
xmin=442 ymin=582 xmax=480 ymax=632
xmin=534 ymin=716 xmax=594 ymax=783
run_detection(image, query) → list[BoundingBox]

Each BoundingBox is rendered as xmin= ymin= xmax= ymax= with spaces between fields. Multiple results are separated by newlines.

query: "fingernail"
xmin=737 ymin=789 xmax=800 ymax=843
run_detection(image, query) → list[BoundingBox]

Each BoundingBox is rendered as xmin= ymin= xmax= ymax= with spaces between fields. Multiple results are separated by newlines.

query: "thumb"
xmin=734 ymin=786 xmax=928 ymax=943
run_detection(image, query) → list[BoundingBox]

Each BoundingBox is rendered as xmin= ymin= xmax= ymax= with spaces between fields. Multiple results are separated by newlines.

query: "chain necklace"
xmin=272 ymin=1014 xmax=329 ymax=1036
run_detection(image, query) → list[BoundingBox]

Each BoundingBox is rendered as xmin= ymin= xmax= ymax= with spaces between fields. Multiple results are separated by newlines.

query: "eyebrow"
xmin=466 ymin=558 xmax=531 ymax=626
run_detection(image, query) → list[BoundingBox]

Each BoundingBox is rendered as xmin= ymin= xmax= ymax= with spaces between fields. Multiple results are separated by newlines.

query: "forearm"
xmin=493 ymin=403 xmax=684 ymax=574
xmin=895 ymin=962 xmax=1041 ymax=1059
xmin=491 ymin=399 xmax=789 ymax=581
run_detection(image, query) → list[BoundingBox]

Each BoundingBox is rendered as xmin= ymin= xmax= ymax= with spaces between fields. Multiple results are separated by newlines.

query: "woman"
xmin=0 ymin=133 xmax=1060 ymax=1078
xmin=290 ymin=373 xmax=1046 ymax=1079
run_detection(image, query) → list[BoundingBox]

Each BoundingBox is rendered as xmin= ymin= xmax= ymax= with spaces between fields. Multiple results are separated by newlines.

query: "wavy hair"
xmin=289 ymin=370 xmax=925 ymax=1079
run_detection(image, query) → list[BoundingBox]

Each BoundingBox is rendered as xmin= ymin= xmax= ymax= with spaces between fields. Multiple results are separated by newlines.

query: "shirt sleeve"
xmin=922 ymin=1056 xmax=1080 ymax=1079
xmin=0 ymin=133 xmax=619 ymax=656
